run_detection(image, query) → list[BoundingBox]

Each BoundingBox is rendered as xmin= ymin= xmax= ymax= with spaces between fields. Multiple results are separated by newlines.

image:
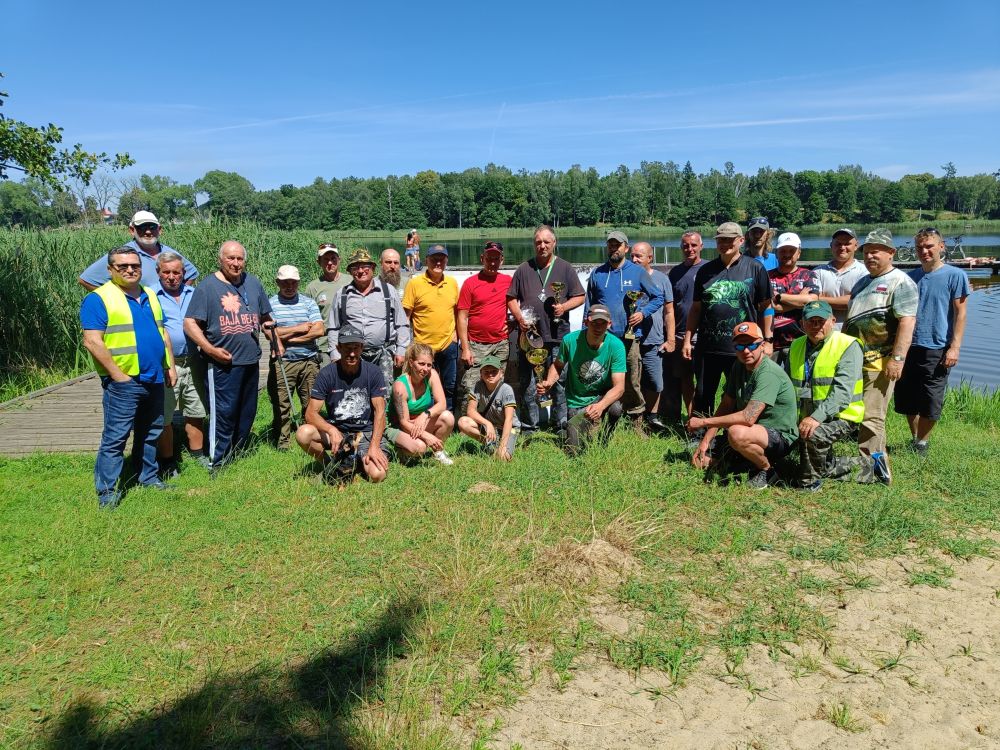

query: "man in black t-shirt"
xmin=506 ymin=224 xmax=585 ymax=435
xmin=295 ymin=324 xmax=390 ymax=483
xmin=184 ymin=241 xmax=278 ymax=470
xmin=681 ymin=222 xmax=773 ymax=416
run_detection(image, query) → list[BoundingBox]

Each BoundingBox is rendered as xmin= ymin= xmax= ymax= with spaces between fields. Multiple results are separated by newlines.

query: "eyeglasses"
xmin=113 ymin=263 xmax=142 ymax=272
xmin=134 ymin=223 xmax=159 ymax=233
xmin=734 ymin=340 xmax=763 ymax=352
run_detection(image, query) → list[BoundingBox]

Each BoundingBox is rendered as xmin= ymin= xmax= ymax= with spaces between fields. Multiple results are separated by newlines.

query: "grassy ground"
xmin=1 ymin=394 xmax=997 ymax=748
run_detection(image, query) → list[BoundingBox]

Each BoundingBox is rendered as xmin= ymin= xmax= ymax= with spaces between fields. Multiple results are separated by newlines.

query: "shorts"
xmin=763 ymin=427 xmax=792 ymax=462
xmin=478 ymin=423 xmax=519 ymax=456
xmin=894 ymin=346 xmax=948 ymax=420
xmin=639 ymin=344 xmax=664 ymax=393
xmin=163 ymin=361 xmax=207 ymax=420
xmin=322 ymin=428 xmax=391 ymax=461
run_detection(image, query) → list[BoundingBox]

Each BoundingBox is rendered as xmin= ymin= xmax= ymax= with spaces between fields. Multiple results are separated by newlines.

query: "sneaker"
xmin=800 ymin=479 xmax=823 ymax=492
xmin=432 ymin=450 xmax=454 ymax=466
xmin=910 ymin=440 xmax=929 ymax=458
xmin=644 ymin=414 xmax=669 ymax=434
xmin=192 ymin=454 xmax=213 ymax=470
xmin=871 ymin=452 xmax=892 ymax=485
xmin=143 ymin=480 xmax=171 ymax=491
xmin=158 ymin=461 xmax=181 ymax=480
xmin=98 ymin=492 xmax=121 ymax=510
xmin=747 ymin=468 xmax=774 ymax=490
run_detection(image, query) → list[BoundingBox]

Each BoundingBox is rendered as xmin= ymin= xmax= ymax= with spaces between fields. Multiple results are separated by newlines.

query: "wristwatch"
xmin=891 ymin=355 xmax=905 ymax=362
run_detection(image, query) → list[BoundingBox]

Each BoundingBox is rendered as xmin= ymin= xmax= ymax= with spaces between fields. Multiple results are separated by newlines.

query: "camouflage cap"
xmin=862 ymin=228 xmax=895 ymax=251
xmin=346 ymin=248 xmax=376 ymax=268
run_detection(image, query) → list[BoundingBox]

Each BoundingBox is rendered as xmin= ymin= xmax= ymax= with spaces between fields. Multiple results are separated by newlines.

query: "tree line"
xmin=2 ymin=160 xmax=998 ymax=231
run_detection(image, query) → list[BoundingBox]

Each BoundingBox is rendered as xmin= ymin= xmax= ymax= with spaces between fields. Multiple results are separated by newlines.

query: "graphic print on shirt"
xmin=703 ymin=278 xmax=753 ymax=339
xmin=333 ymin=388 xmax=368 ymax=422
xmin=218 ymin=291 xmax=259 ymax=335
xmin=578 ymin=358 xmax=607 ymax=386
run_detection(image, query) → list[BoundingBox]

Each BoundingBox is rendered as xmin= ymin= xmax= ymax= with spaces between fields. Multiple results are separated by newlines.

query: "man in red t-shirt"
xmin=768 ymin=232 xmax=819 ymax=361
xmin=458 ymin=241 xmax=513 ymax=404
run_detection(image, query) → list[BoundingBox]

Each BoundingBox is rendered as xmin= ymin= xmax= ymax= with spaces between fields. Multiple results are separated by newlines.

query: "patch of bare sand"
xmin=489 ymin=555 xmax=999 ymax=749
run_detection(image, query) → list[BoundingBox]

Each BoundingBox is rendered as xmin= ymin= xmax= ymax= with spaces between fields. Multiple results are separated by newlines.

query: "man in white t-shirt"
xmin=814 ymin=228 xmax=868 ymax=328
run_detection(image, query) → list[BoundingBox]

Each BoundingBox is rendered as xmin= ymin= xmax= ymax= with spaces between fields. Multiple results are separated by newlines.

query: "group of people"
xmin=79 ymin=211 xmax=968 ymax=507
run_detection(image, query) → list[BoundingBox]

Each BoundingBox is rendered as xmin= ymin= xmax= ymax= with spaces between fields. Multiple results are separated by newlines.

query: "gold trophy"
xmin=549 ymin=281 xmax=566 ymax=323
xmin=527 ymin=348 xmax=553 ymax=409
xmin=624 ymin=290 xmax=644 ymax=340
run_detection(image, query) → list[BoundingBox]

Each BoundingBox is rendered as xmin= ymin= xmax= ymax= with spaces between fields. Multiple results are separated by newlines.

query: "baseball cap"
xmin=338 ymin=324 xmax=365 ymax=344
xmin=346 ymin=248 xmax=375 ymax=268
xmin=588 ymin=304 xmax=612 ymax=323
xmin=862 ymin=228 xmax=895 ymax=251
xmin=732 ymin=321 xmax=764 ymax=342
xmin=427 ymin=244 xmax=448 ymax=257
xmin=483 ymin=241 xmax=504 ymax=255
xmin=775 ymin=232 xmax=802 ymax=249
xmin=716 ymin=221 xmax=743 ymax=239
xmin=831 ymin=227 xmax=857 ymax=240
xmin=748 ymin=217 xmax=769 ymax=231
xmin=130 ymin=210 xmax=160 ymax=227
xmin=802 ymin=300 xmax=834 ymax=320
xmin=606 ymin=230 xmax=629 ymax=245
xmin=317 ymin=242 xmax=340 ymax=258
xmin=480 ymin=355 xmax=503 ymax=370
xmin=275 ymin=264 xmax=300 ymax=281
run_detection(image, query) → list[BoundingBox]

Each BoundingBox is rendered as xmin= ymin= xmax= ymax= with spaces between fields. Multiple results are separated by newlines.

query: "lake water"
xmin=368 ymin=232 xmax=1000 ymax=391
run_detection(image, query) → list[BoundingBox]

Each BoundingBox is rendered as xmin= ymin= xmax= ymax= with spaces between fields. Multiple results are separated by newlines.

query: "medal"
xmin=538 ymin=292 xmax=546 ymax=301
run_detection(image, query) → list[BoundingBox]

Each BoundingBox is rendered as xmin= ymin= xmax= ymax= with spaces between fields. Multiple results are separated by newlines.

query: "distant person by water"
xmin=405 ymin=229 xmax=422 ymax=271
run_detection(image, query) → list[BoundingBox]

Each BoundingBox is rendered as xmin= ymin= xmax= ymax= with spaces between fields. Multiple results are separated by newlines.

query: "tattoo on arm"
xmin=741 ymin=400 xmax=766 ymax=424
xmin=392 ymin=389 xmax=409 ymax=421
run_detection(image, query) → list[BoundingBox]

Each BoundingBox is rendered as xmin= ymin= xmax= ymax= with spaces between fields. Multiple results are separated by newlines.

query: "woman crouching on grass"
xmin=457 ymin=355 xmax=519 ymax=462
xmin=389 ymin=343 xmax=455 ymax=465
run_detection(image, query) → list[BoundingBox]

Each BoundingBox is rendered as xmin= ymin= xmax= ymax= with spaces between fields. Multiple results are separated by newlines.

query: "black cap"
xmin=338 ymin=324 xmax=365 ymax=344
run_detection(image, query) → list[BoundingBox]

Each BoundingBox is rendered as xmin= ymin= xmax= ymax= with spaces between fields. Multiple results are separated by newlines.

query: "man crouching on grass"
xmin=295 ymin=324 xmax=390 ymax=483
xmin=687 ymin=322 xmax=799 ymax=489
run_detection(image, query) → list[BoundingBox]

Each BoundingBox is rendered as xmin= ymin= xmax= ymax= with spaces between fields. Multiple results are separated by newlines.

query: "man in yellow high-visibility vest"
xmin=80 ymin=246 xmax=177 ymax=509
xmin=787 ymin=301 xmax=865 ymax=490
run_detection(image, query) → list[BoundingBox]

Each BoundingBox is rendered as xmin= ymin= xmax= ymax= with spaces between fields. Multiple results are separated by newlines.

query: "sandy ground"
xmin=482 ymin=550 xmax=999 ymax=749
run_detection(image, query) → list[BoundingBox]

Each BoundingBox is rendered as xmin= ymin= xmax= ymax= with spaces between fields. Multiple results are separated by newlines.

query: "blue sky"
xmin=5 ymin=0 xmax=999 ymax=190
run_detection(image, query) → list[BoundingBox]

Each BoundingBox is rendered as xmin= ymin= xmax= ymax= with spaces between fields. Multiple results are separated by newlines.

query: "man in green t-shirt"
xmin=538 ymin=304 xmax=626 ymax=454
xmin=687 ymin=321 xmax=799 ymax=488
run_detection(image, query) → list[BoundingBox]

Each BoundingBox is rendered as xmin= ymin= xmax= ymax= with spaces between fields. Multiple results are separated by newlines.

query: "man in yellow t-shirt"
xmin=403 ymin=244 xmax=460 ymax=410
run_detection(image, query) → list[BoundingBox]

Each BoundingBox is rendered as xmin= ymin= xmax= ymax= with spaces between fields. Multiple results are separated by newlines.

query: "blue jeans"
xmin=434 ymin=341 xmax=459 ymax=412
xmin=518 ymin=343 xmax=567 ymax=433
xmin=95 ymin=378 xmax=164 ymax=499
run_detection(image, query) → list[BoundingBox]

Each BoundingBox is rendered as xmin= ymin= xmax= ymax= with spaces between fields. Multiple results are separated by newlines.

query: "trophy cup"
xmin=527 ymin=347 xmax=553 ymax=409
xmin=549 ymin=281 xmax=566 ymax=323
xmin=624 ymin=290 xmax=644 ymax=340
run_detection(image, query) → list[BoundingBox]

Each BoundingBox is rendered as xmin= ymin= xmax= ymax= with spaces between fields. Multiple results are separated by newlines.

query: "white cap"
xmin=130 ymin=210 xmax=160 ymax=227
xmin=776 ymin=232 xmax=802 ymax=249
xmin=276 ymin=264 xmax=300 ymax=281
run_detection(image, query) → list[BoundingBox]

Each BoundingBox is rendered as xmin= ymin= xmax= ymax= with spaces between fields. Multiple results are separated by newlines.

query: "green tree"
xmin=879 ymin=182 xmax=905 ymax=222
xmin=193 ymin=170 xmax=255 ymax=218
xmin=0 ymin=73 xmax=133 ymax=189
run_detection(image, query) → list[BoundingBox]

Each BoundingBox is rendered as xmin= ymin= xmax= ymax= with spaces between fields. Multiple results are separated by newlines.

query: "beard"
xmin=381 ymin=269 xmax=401 ymax=287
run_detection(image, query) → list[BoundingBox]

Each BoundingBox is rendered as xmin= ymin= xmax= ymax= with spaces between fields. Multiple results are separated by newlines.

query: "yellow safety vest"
xmin=788 ymin=331 xmax=864 ymax=423
xmin=91 ymin=282 xmax=167 ymax=377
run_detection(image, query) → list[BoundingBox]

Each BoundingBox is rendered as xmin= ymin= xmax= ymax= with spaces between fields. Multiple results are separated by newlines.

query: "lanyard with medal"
xmin=536 ymin=258 xmax=554 ymax=302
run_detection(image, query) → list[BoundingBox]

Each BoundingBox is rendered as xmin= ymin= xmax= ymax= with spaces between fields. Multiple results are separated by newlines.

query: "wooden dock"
xmin=0 ymin=344 xmax=273 ymax=458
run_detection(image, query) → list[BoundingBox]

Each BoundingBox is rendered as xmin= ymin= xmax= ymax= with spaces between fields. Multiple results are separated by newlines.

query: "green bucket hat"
xmin=862 ymin=228 xmax=895 ymax=251
xmin=346 ymin=248 xmax=375 ymax=268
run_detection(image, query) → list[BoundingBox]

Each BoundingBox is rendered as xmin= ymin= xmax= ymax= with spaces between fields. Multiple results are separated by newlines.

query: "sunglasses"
xmin=319 ymin=243 xmax=338 ymax=251
xmin=734 ymin=340 xmax=763 ymax=352
xmin=484 ymin=241 xmax=504 ymax=252
xmin=113 ymin=263 xmax=142 ymax=272
xmin=749 ymin=217 xmax=769 ymax=227
xmin=134 ymin=223 xmax=159 ymax=233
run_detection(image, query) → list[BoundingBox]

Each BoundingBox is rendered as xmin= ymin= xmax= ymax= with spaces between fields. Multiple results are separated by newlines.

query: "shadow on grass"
xmin=43 ymin=597 xmax=423 ymax=749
